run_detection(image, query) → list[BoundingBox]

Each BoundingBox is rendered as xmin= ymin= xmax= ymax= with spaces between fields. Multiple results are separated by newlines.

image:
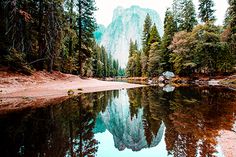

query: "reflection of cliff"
xmin=98 ymin=90 xmax=164 ymax=151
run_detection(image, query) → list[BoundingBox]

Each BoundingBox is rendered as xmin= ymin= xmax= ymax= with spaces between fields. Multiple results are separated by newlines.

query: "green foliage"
xmin=172 ymin=0 xmax=185 ymax=28
xmin=147 ymin=24 xmax=162 ymax=77
xmin=169 ymin=31 xmax=196 ymax=75
xmin=169 ymin=23 xmax=235 ymax=75
xmin=126 ymin=40 xmax=142 ymax=77
xmin=5 ymin=48 xmax=32 ymax=75
xmin=161 ymin=9 xmax=177 ymax=72
xmin=142 ymin=14 xmax=152 ymax=55
xmin=76 ymin=0 xmax=97 ymax=75
xmin=141 ymin=14 xmax=153 ymax=76
xmin=226 ymin=0 xmax=236 ymax=63
xmin=125 ymin=0 xmax=235 ymax=77
xmin=0 ymin=0 xmax=122 ymax=78
xmin=92 ymin=44 xmax=121 ymax=78
xmin=198 ymin=0 xmax=216 ymax=22
xmin=148 ymin=24 xmax=161 ymax=45
xmin=179 ymin=0 xmax=197 ymax=32
xmin=148 ymin=42 xmax=162 ymax=77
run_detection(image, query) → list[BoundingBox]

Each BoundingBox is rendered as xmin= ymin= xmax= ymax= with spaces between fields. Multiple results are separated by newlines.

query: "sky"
xmin=94 ymin=0 xmax=229 ymax=27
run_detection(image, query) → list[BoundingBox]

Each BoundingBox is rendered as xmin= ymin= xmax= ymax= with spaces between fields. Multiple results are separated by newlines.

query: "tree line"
xmin=126 ymin=0 xmax=236 ymax=77
xmin=0 ymin=0 xmax=123 ymax=77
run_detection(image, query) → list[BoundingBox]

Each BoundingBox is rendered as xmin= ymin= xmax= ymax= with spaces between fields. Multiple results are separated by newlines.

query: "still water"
xmin=0 ymin=86 xmax=236 ymax=157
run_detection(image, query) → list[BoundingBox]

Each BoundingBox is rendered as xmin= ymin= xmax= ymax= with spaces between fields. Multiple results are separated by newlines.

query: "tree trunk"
xmin=37 ymin=0 xmax=44 ymax=69
xmin=78 ymin=0 xmax=83 ymax=76
xmin=69 ymin=0 xmax=73 ymax=56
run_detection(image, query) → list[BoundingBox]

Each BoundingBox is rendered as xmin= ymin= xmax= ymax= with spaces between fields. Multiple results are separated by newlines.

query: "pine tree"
xmin=107 ymin=54 xmax=112 ymax=77
xmin=129 ymin=40 xmax=135 ymax=57
xmin=225 ymin=0 xmax=236 ymax=65
xmin=198 ymin=0 xmax=215 ymax=23
xmin=148 ymin=43 xmax=162 ymax=77
xmin=100 ymin=46 xmax=107 ymax=77
xmin=147 ymin=24 xmax=162 ymax=76
xmin=126 ymin=39 xmax=142 ymax=77
xmin=142 ymin=14 xmax=152 ymax=55
xmin=141 ymin=14 xmax=152 ymax=76
xmin=135 ymin=51 xmax=142 ymax=77
xmin=172 ymin=0 xmax=185 ymax=29
xmin=77 ymin=0 xmax=97 ymax=76
xmin=179 ymin=0 xmax=197 ymax=32
xmin=148 ymin=24 xmax=161 ymax=46
xmin=161 ymin=9 xmax=177 ymax=71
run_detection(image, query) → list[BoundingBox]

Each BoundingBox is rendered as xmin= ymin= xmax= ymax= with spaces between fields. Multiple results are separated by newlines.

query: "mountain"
xmin=94 ymin=24 xmax=106 ymax=44
xmin=95 ymin=5 xmax=163 ymax=68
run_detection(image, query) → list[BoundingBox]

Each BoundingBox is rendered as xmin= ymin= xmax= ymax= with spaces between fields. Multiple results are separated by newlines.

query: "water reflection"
xmin=0 ymin=86 xmax=235 ymax=157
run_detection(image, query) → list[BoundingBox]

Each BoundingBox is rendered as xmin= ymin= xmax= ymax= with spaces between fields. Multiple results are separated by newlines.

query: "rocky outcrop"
xmin=95 ymin=5 xmax=163 ymax=67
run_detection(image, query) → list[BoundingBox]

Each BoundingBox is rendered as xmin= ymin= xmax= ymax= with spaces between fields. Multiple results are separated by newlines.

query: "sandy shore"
xmin=0 ymin=71 xmax=145 ymax=113
xmin=0 ymin=71 xmax=145 ymax=98
xmin=219 ymin=128 xmax=236 ymax=157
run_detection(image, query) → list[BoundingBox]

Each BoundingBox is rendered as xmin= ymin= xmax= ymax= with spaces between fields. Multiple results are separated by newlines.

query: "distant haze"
xmin=95 ymin=0 xmax=229 ymax=26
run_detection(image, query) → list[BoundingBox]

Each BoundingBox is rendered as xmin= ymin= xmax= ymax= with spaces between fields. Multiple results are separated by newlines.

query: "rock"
xmin=208 ymin=79 xmax=219 ymax=86
xmin=163 ymin=84 xmax=175 ymax=92
xmin=158 ymin=83 xmax=165 ymax=87
xmin=158 ymin=76 xmax=165 ymax=82
xmin=162 ymin=71 xmax=175 ymax=80
xmin=148 ymin=79 xmax=153 ymax=84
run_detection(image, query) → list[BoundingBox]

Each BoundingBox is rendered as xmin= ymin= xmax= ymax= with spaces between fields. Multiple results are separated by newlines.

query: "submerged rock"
xmin=163 ymin=84 xmax=175 ymax=92
xmin=158 ymin=76 xmax=165 ymax=82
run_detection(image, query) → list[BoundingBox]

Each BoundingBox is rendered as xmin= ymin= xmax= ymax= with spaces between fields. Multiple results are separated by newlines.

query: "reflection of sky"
xmin=95 ymin=129 xmax=170 ymax=157
xmin=94 ymin=127 xmax=225 ymax=157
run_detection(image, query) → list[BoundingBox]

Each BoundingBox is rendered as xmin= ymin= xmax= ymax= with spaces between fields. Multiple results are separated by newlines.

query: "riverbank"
xmin=126 ymin=74 xmax=236 ymax=90
xmin=0 ymin=71 xmax=145 ymax=98
xmin=0 ymin=71 xmax=145 ymax=112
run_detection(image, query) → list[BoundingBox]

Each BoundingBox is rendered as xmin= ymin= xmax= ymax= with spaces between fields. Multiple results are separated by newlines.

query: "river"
xmin=0 ymin=86 xmax=235 ymax=157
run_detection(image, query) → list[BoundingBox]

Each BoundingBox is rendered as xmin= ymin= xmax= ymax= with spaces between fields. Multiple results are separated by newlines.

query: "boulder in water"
xmin=162 ymin=71 xmax=175 ymax=80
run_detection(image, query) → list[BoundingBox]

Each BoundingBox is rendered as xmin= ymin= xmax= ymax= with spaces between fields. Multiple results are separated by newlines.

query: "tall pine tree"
xmin=198 ymin=0 xmax=215 ymax=23
xmin=148 ymin=24 xmax=162 ymax=76
xmin=141 ymin=14 xmax=152 ymax=76
xmin=77 ymin=0 xmax=97 ymax=76
xmin=161 ymin=9 xmax=177 ymax=71
xmin=179 ymin=0 xmax=197 ymax=32
xmin=172 ymin=0 xmax=184 ymax=29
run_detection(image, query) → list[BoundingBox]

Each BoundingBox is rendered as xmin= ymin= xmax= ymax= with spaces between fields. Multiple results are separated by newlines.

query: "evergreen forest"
xmin=126 ymin=0 xmax=236 ymax=77
xmin=0 ymin=0 xmax=122 ymax=77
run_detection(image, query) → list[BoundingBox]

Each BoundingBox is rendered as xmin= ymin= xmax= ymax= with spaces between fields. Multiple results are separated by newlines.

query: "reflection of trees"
xmin=127 ymin=87 xmax=164 ymax=147
xmin=64 ymin=96 xmax=98 ymax=157
xmin=127 ymin=86 xmax=236 ymax=156
xmin=128 ymin=88 xmax=142 ymax=119
xmin=1 ymin=87 xmax=235 ymax=156
xmin=165 ymin=87 xmax=236 ymax=157
xmin=0 ymin=91 xmax=113 ymax=157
